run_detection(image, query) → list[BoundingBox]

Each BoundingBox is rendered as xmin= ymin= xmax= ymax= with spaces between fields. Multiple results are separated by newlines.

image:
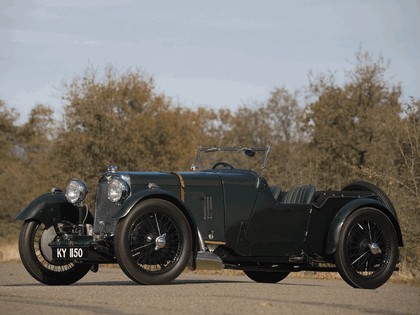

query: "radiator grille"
xmin=94 ymin=177 xmax=121 ymax=235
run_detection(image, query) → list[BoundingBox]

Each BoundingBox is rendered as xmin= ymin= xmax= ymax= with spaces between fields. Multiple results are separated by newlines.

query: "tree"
xmin=264 ymin=87 xmax=303 ymax=147
xmin=304 ymin=51 xmax=419 ymax=278
xmin=358 ymin=97 xmax=420 ymax=277
xmin=17 ymin=105 xmax=56 ymax=165
xmin=0 ymin=102 xmax=57 ymax=241
xmin=0 ymin=100 xmax=20 ymax=223
xmin=0 ymin=104 xmax=57 ymax=227
xmin=0 ymin=100 xmax=18 ymax=159
xmin=393 ymin=98 xmax=420 ymax=277
xmin=305 ymin=51 xmax=402 ymax=188
xmin=54 ymin=67 xmax=204 ymax=192
xmin=261 ymin=88 xmax=308 ymax=187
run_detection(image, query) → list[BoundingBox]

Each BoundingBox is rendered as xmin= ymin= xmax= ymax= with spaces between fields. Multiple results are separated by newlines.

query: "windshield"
xmin=192 ymin=146 xmax=270 ymax=175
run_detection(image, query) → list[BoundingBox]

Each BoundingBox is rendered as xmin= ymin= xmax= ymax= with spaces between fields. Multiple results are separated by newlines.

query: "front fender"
xmin=113 ymin=189 xmax=184 ymax=220
xmin=15 ymin=192 xmax=92 ymax=227
xmin=326 ymin=198 xmax=403 ymax=255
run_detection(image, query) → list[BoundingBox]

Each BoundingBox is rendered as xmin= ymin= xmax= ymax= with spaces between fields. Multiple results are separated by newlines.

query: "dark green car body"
xmin=16 ymin=146 xmax=404 ymax=288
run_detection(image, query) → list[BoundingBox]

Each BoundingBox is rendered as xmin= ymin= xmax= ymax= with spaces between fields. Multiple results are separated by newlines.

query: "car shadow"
xmin=3 ymin=279 xmax=241 ymax=287
xmin=4 ymin=278 xmax=324 ymax=287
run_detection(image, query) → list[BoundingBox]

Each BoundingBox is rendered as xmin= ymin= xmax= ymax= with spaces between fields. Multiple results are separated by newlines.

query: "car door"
xmin=242 ymin=186 xmax=312 ymax=256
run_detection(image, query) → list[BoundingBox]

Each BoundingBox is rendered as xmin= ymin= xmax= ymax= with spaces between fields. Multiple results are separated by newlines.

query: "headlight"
xmin=65 ymin=179 xmax=88 ymax=204
xmin=107 ymin=177 xmax=130 ymax=203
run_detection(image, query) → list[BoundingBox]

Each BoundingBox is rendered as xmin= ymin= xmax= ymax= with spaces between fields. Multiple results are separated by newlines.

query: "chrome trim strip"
xmin=204 ymin=240 xmax=226 ymax=245
xmin=170 ymin=171 xmax=185 ymax=202
xmin=197 ymin=228 xmax=207 ymax=252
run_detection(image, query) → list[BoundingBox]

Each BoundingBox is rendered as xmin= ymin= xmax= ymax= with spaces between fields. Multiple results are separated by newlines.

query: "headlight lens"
xmin=107 ymin=177 xmax=130 ymax=203
xmin=65 ymin=179 xmax=88 ymax=204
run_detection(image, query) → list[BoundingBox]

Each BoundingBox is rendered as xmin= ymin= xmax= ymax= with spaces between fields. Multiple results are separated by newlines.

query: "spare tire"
xmin=341 ymin=180 xmax=396 ymax=213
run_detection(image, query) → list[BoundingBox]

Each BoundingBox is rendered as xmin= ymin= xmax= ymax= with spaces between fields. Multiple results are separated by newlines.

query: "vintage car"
xmin=16 ymin=146 xmax=403 ymax=289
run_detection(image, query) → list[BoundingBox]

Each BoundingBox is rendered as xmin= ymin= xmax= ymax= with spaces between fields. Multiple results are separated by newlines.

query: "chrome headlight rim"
xmin=65 ymin=179 xmax=88 ymax=204
xmin=107 ymin=177 xmax=130 ymax=203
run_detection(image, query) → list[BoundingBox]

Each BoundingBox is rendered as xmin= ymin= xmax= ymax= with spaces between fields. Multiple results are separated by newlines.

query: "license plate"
xmin=53 ymin=247 xmax=88 ymax=260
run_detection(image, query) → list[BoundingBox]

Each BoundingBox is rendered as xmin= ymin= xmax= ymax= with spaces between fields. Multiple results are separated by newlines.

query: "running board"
xmin=195 ymin=251 xmax=224 ymax=270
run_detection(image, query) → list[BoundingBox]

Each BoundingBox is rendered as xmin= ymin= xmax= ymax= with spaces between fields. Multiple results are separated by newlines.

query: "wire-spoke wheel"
xmin=114 ymin=199 xmax=192 ymax=285
xmin=244 ymin=270 xmax=289 ymax=283
xmin=335 ymin=207 xmax=398 ymax=289
xmin=19 ymin=220 xmax=91 ymax=285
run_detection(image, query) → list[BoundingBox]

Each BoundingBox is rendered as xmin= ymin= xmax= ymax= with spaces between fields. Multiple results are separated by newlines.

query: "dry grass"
xmin=0 ymin=242 xmax=20 ymax=263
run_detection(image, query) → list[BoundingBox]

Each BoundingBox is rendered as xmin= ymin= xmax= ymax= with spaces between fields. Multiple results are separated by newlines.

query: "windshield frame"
xmin=191 ymin=146 xmax=271 ymax=176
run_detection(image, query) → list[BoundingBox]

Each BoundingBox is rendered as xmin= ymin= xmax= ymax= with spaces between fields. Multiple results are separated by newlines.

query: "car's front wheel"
xmin=335 ymin=207 xmax=398 ymax=289
xmin=114 ymin=199 xmax=192 ymax=285
xmin=244 ymin=270 xmax=290 ymax=283
xmin=19 ymin=220 xmax=91 ymax=285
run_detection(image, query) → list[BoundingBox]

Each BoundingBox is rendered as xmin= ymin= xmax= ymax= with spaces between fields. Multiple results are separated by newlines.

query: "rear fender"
xmin=326 ymin=198 xmax=403 ymax=255
xmin=113 ymin=189 xmax=199 ymax=269
xmin=15 ymin=192 xmax=93 ymax=227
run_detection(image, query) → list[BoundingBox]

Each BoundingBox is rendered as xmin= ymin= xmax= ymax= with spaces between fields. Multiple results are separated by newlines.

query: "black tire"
xmin=335 ymin=207 xmax=398 ymax=289
xmin=114 ymin=199 xmax=192 ymax=285
xmin=18 ymin=220 xmax=91 ymax=285
xmin=342 ymin=181 xmax=396 ymax=213
xmin=244 ymin=270 xmax=289 ymax=283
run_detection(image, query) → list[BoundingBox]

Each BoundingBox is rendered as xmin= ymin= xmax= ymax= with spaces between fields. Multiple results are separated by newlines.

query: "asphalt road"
xmin=0 ymin=262 xmax=419 ymax=315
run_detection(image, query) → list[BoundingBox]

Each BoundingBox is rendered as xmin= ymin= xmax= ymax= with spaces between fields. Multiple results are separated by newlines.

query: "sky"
xmin=1 ymin=0 xmax=419 ymax=124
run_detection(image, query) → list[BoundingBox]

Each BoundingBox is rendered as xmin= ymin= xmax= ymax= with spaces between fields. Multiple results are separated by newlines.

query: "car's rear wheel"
xmin=114 ymin=199 xmax=192 ymax=285
xmin=19 ymin=220 xmax=91 ymax=285
xmin=335 ymin=207 xmax=398 ymax=289
xmin=244 ymin=270 xmax=290 ymax=283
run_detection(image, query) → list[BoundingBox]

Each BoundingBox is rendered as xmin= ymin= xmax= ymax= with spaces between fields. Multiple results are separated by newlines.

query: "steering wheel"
xmin=212 ymin=161 xmax=234 ymax=170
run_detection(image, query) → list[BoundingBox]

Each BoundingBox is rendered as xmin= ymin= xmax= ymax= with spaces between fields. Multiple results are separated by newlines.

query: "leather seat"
xmin=281 ymin=185 xmax=316 ymax=204
xmin=270 ymin=186 xmax=282 ymax=200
